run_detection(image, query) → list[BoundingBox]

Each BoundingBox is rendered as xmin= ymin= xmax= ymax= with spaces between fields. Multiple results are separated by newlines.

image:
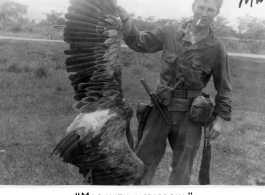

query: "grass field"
xmin=0 ymin=40 xmax=264 ymax=185
xmin=0 ymin=22 xmax=63 ymax=40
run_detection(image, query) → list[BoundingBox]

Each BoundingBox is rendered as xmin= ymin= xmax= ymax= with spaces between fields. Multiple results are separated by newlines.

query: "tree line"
xmin=0 ymin=0 xmax=65 ymax=26
xmin=130 ymin=13 xmax=265 ymax=40
xmin=1 ymin=0 xmax=265 ymax=40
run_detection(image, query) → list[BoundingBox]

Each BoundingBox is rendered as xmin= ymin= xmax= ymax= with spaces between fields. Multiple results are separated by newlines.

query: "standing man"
xmin=117 ymin=0 xmax=232 ymax=185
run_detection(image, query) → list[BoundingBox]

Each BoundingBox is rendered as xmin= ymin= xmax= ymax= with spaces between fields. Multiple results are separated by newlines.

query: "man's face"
xmin=192 ymin=0 xmax=219 ymax=28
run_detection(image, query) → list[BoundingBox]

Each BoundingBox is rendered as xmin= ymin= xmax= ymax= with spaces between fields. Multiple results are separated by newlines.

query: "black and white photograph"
xmin=0 ymin=0 xmax=264 ymax=193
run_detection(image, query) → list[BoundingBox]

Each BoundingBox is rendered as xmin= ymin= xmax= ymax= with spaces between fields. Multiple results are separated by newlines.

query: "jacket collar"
xmin=180 ymin=21 xmax=216 ymax=47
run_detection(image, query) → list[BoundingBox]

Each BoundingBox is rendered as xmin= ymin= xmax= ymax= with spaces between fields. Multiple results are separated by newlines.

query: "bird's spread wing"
xmin=64 ymin=0 xmax=124 ymax=113
xmin=52 ymin=0 xmax=144 ymax=185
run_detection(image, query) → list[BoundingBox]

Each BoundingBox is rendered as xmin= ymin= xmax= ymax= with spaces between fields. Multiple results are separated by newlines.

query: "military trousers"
xmin=134 ymin=103 xmax=202 ymax=185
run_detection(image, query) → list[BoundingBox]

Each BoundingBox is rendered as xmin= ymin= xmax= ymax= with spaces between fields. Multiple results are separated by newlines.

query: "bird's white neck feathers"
xmin=66 ymin=109 xmax=117 ymax=134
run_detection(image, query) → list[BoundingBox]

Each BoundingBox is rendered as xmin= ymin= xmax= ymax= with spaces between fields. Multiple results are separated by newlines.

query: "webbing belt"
xmin=172 ymin=89 xmax=202 ymax=99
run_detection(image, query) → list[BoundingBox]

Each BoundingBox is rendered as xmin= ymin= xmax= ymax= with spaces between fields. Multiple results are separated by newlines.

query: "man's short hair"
xmin=193 ymin=0 xmax=223 ymax=13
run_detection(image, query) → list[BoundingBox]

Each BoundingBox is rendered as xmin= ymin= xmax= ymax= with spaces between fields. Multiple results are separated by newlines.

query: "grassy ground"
xmin=0 ymin=23 xmax=63 ymax=40
xmin=0 ymin=40 xmax=264 ymax=185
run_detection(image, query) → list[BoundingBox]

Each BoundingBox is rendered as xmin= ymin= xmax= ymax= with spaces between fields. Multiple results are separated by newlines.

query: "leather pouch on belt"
xmin=136 ymin=103 xmax=151 ymax=123
xmin=168 ymin=99 xmax=191 ymax=112
xmin=190 ymin=95 xmax=215 ymax=123
xmin=134 ymin=103 xmax=152 ymax=152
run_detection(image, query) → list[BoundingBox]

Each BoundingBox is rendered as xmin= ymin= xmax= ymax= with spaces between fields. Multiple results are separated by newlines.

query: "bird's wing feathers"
xmin=53 ymin=0 xmax=145 ymax=185
xmin=53 ymin=114 xmax=144 ymax=185
xmin=64 ymin=0 xmax=123 ymax=113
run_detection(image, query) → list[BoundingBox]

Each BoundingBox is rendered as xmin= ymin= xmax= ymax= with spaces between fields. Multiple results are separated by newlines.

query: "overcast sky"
xmin=14 ymin=0 xmax=265 ymax=29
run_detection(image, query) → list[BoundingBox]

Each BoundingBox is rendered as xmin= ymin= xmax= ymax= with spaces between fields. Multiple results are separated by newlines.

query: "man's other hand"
xmin=207 ymin=115 xmax=224 ymax=141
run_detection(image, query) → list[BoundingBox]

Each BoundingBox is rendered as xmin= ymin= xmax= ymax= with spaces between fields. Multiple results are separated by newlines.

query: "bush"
xmin=6 ymin=63 xmax=22 ymax=73
xmin=11 ymin=25 xmax=22 ymax=33
xmin=0 ymin=58 xmax=8 ymax=65
xmin=55 ymin=86 xmax=67 ymax=92
xmin=21 ymin=25 xmax=33 ymax=33
xmin=21 ymin=65 xmax=31 ymax=72
xmin=226 ymin=41 xmax=238 ymax=51
xmin=247 ymin=42 xmax=262 ymax=54
xmin=34 ymin=67 xmax=48 ymax=79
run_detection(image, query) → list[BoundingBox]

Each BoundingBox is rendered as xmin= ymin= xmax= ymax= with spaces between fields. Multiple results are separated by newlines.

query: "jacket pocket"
xmin=184 ymin=61 xmax=211 ymax=89
xmin=161 ymin=50 xmax=179 ymax=86
xmin=191 ymin=61 xmax=211 ymax=74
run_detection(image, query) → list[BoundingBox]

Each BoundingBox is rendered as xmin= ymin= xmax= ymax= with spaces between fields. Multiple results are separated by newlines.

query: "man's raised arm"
xmin=116 ymin=5 xmax=163 ymax=53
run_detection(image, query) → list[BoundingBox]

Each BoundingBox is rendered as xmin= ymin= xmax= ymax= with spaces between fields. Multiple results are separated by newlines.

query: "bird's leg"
xmin=83 ymin=169 xmax=93 ymax=185
xmin=126 ymin=122 xmax=134 ymax=150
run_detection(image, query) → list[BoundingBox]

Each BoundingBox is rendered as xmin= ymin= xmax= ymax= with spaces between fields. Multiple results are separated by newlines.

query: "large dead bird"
xmin=52 ymin=0 xmax=144 ymax=185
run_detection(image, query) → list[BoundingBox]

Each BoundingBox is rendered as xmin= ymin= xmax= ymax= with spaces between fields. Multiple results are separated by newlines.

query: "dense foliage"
xmin=39 ymin=10 xmax=65 ymax=25
xmin=0 ymin=0 xmax=27 ymax=22
xmin=1 ymin=1 xmax=265 ymax=54
xmin=130 ymin=14 xmax=265 ymax=40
